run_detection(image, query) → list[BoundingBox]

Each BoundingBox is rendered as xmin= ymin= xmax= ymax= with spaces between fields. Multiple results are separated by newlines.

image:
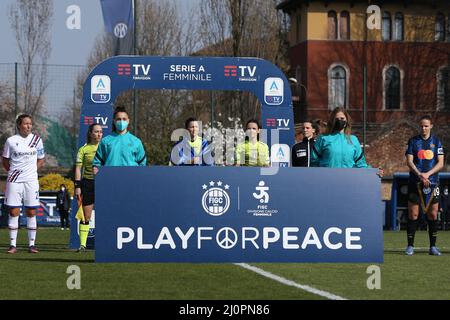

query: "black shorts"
xmin=408 ymin=182 xmax=440 ymax=205
xmin=81 ymin=179 xmax=95 ymax=206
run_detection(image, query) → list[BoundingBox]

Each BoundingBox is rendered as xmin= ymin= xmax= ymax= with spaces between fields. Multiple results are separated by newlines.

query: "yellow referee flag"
xmin=75 ymin=200 xmax=85 ymax=223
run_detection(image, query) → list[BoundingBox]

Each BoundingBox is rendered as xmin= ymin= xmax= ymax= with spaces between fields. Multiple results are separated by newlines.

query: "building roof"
xmin=276 ymin=0 xmax=449 ymax=13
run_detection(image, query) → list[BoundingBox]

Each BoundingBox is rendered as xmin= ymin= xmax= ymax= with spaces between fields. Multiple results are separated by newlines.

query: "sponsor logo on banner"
xmin=224 ymin=65 xmax=257 ymax=82
xmin=117 ymin=64 xmax=151 ymax=80
xmin=84 ymin=116 xmax=94 ymax=125
xmin=266 ymin=118 xmax=290 ymax=129
xmin=91 ymin=75 xmax=111 ymax=103
xmin=117 ymin=64 xmax=131 ymax=75
xmin=271 ymin=144 xmax=290 ymax=163
xmin=83 ymin=115 xmax=109 ymax=129
xmin=276 ymin=118 xmax=290 ymax=130
xmin=266 ymin=118 xmax=276 ymax=127
xmin=163 ymin=64 xmax=212 ymax=82
xmin=224 ymin=65 xmax=237 ymax=77
xmin=201 ymin=181 xmax=231 ymax=216
xmin=133 ymin=64 xmax=151 ymax=80
xmin=246 ymin=181 xmax=278 ymax=217
xmin=264 ymin=77 xmax=284 ymax=105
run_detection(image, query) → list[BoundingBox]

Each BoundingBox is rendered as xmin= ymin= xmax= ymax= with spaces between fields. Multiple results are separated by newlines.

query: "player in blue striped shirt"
xmin=405 ymin=115 xmax=444 ymax=256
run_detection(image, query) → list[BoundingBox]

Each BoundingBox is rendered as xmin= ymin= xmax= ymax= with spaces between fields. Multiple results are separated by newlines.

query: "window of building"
xmin=340 ymin=11 xmax=350 ymax=40
xmin=435 ymin=13 xmax=445 ymax=41
xmin=384 ymin=66 xmax=401 ymax=109
xmin=394 ymin=12 xmax=404 ymax=41
xmin=382 ymin=12 xmax=392 ymax=41
xmin=328 ymin=11 xmax=338 ymax=40
xmin=437 ymin=67 xmax=450 ymax=110
xmin=329 ymin=65 xmax=348 ymax=110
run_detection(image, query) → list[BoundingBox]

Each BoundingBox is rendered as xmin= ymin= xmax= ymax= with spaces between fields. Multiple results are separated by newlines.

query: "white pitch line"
xmin=385 ymin=247 xmax=450 ymax=250
xmin=235 ymin=263 xmax=347 ymax=300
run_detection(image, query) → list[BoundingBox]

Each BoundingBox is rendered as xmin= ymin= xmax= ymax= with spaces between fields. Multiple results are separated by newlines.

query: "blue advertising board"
xmin=70 ymin=56 xmax=296 ymax=249
xmin=95 ymin=167 xmax=383 ymax=263
xmin=0 ymin=194 xmax=64 ymax=227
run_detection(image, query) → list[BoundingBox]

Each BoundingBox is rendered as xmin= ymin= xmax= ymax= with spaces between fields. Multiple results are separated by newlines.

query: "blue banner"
xmin=72 ymin=56 xmax=297 ymax=250
xmin=100 ymin=0 xmax=134 ymax=55
xmin=95 ymin=167 xmax=383 ymax=263
xmin=81 ymin=56 xmax=295 ymax=156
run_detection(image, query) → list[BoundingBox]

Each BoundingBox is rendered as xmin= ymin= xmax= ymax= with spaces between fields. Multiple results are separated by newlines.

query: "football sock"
xmin=27 ymin=216 xmax=37 ymax=247
xmin=427 ymin=219 xmax=438 ymax=247
xmin=407 ymin=219 xmax=418 ymax=247
xmin=8 ymin=215 xmax=19 ymax=247
xmin=79 ymin=222 xmax=90 ymax=247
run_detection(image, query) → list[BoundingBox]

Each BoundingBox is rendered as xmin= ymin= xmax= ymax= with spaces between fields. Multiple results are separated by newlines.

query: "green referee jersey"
xmin=235 ymin=140 xmax=270 ymax=167
xmin=76 ymin=143 xmax=98 ymax=180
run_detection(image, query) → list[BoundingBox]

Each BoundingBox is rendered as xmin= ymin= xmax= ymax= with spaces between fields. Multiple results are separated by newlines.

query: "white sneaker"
xmin=61 ymin=228 xmax=64 ymax=230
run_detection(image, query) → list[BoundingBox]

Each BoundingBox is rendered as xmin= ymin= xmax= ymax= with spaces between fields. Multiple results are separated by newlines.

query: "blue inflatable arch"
xmin=70 ymin=56 xmax=384 ymax=261
xmin=79 ymin=56 xmax=295 ymax=164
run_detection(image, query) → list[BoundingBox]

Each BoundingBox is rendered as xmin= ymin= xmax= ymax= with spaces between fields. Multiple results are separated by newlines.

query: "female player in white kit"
xmin=2 ymin=114 xmax=45 ymax=253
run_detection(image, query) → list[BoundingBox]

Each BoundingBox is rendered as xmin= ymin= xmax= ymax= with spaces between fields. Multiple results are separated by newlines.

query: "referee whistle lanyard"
xmin=417 ymin=182 xmax=436 ymax=214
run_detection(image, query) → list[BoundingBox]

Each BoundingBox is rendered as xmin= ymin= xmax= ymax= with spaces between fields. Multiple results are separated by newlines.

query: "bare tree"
xmin=197 ymin=0 xmax=290 ymax=125
xmin=70 ymin=0 xmax=198 ymax=165
xmin=9 ymin=0 xmax=53 ymax=117
xmin=0 ymin=83 xmax=16 ymax=148
xmin=136 ymin=1 xmax=197 ymax=164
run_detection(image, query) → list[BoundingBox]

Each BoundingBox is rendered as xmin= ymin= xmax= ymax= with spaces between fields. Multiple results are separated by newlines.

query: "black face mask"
xmin=334 ymin=119 xmax=347 ymax=131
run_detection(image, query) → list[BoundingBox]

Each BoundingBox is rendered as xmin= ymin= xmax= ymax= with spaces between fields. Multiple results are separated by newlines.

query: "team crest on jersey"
xmin=201 ymin=181 xmax=230 ymax=216
xmin=422 ymin=186 xmax=432 ymax=195
xmin=430 ymin=144 xmax=435 ymax=148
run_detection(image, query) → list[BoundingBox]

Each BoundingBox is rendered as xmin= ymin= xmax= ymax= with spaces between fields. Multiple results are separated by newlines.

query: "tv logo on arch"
xmin=117 ymin=64 xmax=151 ymax=80
xmin=264 ymin=77 xmax=284 ymax=105
xmin=224 ymin=65 xmax=257 ymax=82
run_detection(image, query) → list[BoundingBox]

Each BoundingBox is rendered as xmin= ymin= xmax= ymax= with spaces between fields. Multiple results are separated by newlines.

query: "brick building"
xmin=278 ymin=0 xmax=450 ymax=174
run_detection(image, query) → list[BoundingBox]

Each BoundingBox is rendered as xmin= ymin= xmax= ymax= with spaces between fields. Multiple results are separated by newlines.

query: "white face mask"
xmin=444 ymin=189 xmax=449 ymax=196
xmin=61 ymin=188 xmax=65 ymax=191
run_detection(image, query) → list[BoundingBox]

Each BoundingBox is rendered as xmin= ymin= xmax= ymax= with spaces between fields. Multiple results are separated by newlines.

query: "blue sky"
xmin=0 ymin=0 xmax=103 ymax=65
xmin=0 ymin=0 xmax=197 ymax=65
xmin=0 ymin=0 xmax=198 ymax=119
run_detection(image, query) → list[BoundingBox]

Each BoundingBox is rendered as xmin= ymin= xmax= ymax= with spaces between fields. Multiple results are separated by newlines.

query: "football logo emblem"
xmin=201 ymin=181 xmax=230 ymax=216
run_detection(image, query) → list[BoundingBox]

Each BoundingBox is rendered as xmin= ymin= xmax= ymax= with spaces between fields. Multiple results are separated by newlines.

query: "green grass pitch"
xmin=0 ymin=228 xmax=449 ymax=300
